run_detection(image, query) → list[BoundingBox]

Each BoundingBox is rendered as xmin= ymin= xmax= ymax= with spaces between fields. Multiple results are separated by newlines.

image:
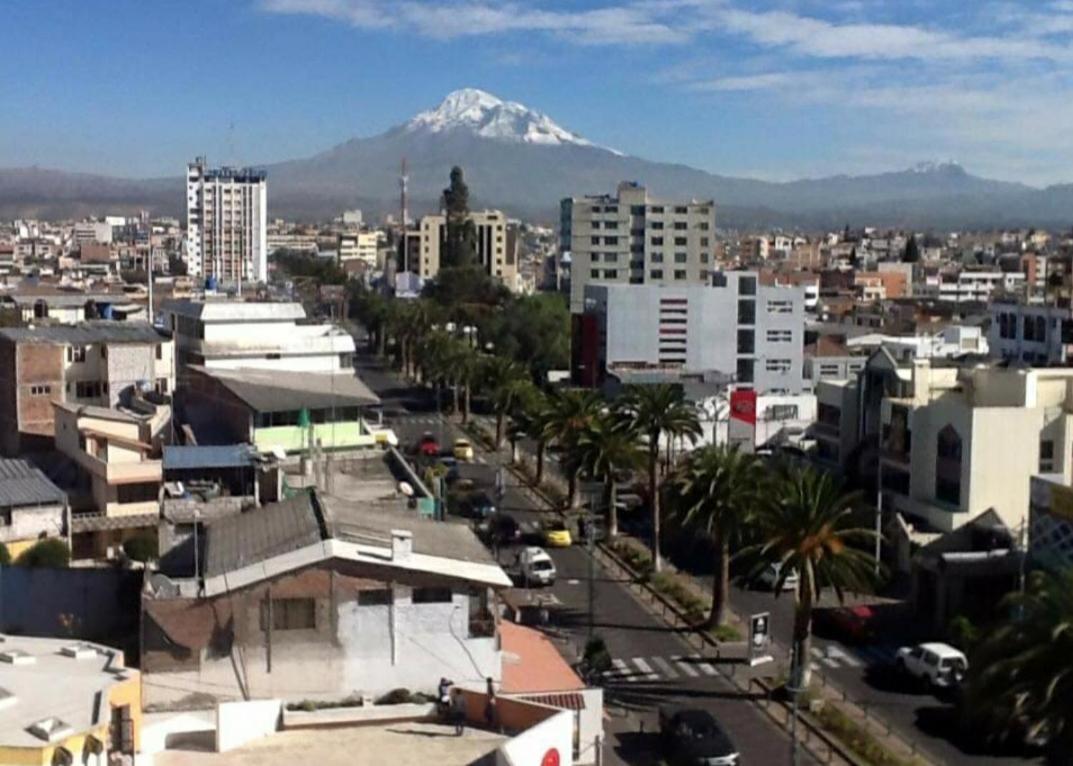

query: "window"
xmin=630 ymin=205 xmax=645 ymax=215
xmin=100 ymin=346 xmax=107 ymax=359
xmin=819 ymin=364 xmax=841 ymax=377
xmin=67 ymin=346 xmax=86 ymax=363
xmin=673 ymin=221 xmax=688 ymax=230
xmin=649 ymin=205 xmax=664 ymax=214
xmin=739 ymin=276 xmax=757 ymax=296
xmin=651 ymin=221 xmax=664 ymax=230
xmin=1040 ymin=439 xmax=1056 ymax=473
xmin=737 ymin=300 xmax=756 ymax=325
xmin=604 ymin=236 xmax=619 ymax=245
xmin=358 ymin=589 xmax=392 ymax=606
xmin=818 ymin=403 xmax=840 ymax=427
xmin=605 ymin=269 xmax=619 ymax=280
xmin=116 ymin=482 xmax=159 ymax=504
xmin=604 ymin=221 xmax=619 ymax=230
xmin=674 ymin=206 xmax=688 ymax=214
xmin=589 ymin=269 xmax=600 ymax=279
xmin=766 ymin=329 xmax=793 ymax=343
xmin=700 ymin=252 xmax=710 ymax=263
xmin=260 ymin=598 xmax=316 ymax=631
xmin=674 ymin=252 xmax=688 ymax=263
xmin=701 ymin=237 xmax=710 ymax=247
xmin=591 ymin=236 xmax=601 ymax=245
xmin=155 ymin=344 xmax=162 ymax=361
xmin=935 ymin=425 xmax=962 ymax=505
xmin=767 ymin=300 xmax=793 ymax=314
xmin=75 ymin=381 xmax=103 ymax=399
xmin=674 ymin=269 xmax=687 ymax=280
xmin=765 ymin=359 xmax=793 ymax=373
xmin=650 ymin=253 xmax=664 ymax=263
xmin=698 ymin=222 xmax=710 ymax=230
xmin=651 ymin=236 xmax=664 ymax=246
xmin=674 ymin=237 xmax=687 ymax=246
xmin=767 ymin=404 xmax=799 ymax=421
xmin=736 ymin=358 xmax=754 ymax=383
xmin=412 ymin=587 xmax=453 ymax=604
xmin=155 ymin=378 xmax=169 ymax=395
xmin=737 ymin=329 xmax=755 ymax=354
xmin=650 ymin=269 xmax=664 ymax=279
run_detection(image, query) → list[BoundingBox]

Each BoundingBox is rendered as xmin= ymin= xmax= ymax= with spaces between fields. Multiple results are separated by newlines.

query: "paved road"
xmin=354 ymin=349 xmax=818 ymax=766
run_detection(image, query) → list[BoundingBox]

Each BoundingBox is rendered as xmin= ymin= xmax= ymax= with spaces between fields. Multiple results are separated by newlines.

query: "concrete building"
xmin=54 ymin=399 xmax=169 ymax=559
xmin=180 ymin=365 xmax=396 ymax=454
xmin=989 ymin=300 xmax=1073 ymax=365
xmin=0 ymin=634 xmax=141 ymax=766
xmin=562 ymin=182 xmax=716 ymax=313
xmin=0 ymin=457 xmax=67 ymax=560
xmin=186 ymin=157 xmax=268 ymax=283
xmin=141 ymin=490 xmax=512 ymax=707
xmin=161 ymin=299 xmax=356 ymax=374
xmin=412 ymin=210 xmax=516 ymax=288
xmin=0 ymin=323 xmax=174 ymax=456
xmin=919 ymin=270 xmax=1026 ymax=303
xmin=338 ymin=230 xmax=382 ymax=267
xmin=575 ymin=271 xmax=807 ymax=394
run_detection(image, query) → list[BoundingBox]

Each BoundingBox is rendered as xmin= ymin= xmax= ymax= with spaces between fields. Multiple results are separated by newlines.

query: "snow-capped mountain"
xmin=404 ymin=88 xmax=620 ymax=154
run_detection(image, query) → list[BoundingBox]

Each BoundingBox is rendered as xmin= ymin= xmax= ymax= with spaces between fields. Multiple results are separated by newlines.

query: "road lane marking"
xmin=811 ymin=646 xmax=839 ymax=668
xmin=686 ymin=655 xmax=718 ymax=676
xmin=650 ymin=656 xmax=678 ymax=680
xmin=826 ymin=646 xmax=862 ymax=668
xmin=631 ymin=657 xmax=658 ymax=681
xmin=610 ymin=659 xmax=629 ymax=679
xmin=673 ymin=657 xmax=700 ymax=677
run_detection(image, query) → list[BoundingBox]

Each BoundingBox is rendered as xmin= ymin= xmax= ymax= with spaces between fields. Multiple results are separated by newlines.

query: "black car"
xmin=463 ymin=491 xmax=497 ymax=519
xmin=659 ymin=707 xmax=740 ymax=766
xmin=478 ymin=513 xmax=521 ymax=547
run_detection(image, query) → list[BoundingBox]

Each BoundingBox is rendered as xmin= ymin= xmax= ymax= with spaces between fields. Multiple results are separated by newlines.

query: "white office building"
xmin=185 ymin=157 xmax=268 ymax=284
xmin=562 ymin=182 xmax=717 ymax=313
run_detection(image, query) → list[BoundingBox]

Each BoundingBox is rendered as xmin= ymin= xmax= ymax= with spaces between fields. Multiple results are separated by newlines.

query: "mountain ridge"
xmin=0 ymin=88 xmax=1069 ymax=228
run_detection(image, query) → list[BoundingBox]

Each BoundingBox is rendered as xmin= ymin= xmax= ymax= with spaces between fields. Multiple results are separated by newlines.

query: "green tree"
xmin=123 ymin=534 xmax=159 ymax=563
xmin=574 ymin=413 xmax=643 ymax=538
xmin=512 ymin=388 xmax=551 ymax=479
xmin=669 ymin=445 xmax=763 ymax=627
xmin=902 ymin=234 xmax=921 ymax=264
xmin=486 ymin=293 xmax=570 ymax=382
xmin=15 ymin=538 xmax=70 ymax=568
xmin=542 ymin=388 xmax=603 ymax=508
xmin=744 ymin=466 xmax=876 ymax=688
xmin=481 ymin=357 xmax=526 ymax=447
xmin=964 ymin=568 xmax=1073 ymax=761
xmin=617 ymin=384 xmax=702 ymax=572
xmin=442 ymin=166 xmax=477 ymax=268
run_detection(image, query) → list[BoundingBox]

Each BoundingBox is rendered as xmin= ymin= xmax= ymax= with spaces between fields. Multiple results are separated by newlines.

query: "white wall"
xmin=216 ymin=699 xmax=282 ymax=752
xmin=497 ymin=710 xmax=574 ymax=766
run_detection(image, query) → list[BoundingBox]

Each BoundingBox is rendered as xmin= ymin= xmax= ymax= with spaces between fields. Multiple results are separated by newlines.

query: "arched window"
xmin=936 ymin=425 xmax=962 ymax=506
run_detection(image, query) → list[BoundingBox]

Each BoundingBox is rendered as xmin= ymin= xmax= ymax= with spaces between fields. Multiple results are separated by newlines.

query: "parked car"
xmin=452 ymin=438 xmax=475 ymax=462
xmin=755 ymin=563 xmax=799 ymax=592
xmin=464 ymin=491 xmax=497 ymax=519
xmin=516 ymin=547 xmax=556 ymax=586
xmin=658 ymin=707 xmax=740 ymax=766
xmin=478 ymin=513 xmax=521 ymax=547
xmin=812 ymin=604 xmax=877 ymax=644
xmin=896 ymin=642 xmax=968 ymax=689
xmin=417 ymin=432 xmax=440 ymax=457
xmin=541 ymin=519 xmax=573 ymax=548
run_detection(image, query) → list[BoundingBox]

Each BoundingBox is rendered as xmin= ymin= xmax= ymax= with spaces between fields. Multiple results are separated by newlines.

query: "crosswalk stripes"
xmin=649 ymin=656 xmax=679 ymax=680
xmin=631 ymin=657 xmax=658 ymax=682
xmin=673 ymin=657 xmax=700 ymax=677
xmin=826 ymin=645 xmax=862 ymax=668
xmin=811 ymin=646 xmax=840 ymax=668
xmin=611 ymin=659 xmax=629 ymax=680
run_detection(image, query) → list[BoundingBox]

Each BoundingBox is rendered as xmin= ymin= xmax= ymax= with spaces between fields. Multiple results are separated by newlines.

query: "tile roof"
xmin=499 ymin=621 xmax=584 ymax=694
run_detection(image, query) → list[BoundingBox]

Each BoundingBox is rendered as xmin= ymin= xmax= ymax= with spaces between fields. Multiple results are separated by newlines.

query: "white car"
xmin=895 ymin=642 xmax=968 ymax=688
xmin=756 ymin=563 xmax=799 ymax=592
xmin=517 ymin=547 xmax=556 ymax=587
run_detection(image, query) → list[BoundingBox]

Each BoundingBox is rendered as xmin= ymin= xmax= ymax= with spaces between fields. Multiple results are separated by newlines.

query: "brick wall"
xmin=15 ymin=343 xmax=65 ymax=453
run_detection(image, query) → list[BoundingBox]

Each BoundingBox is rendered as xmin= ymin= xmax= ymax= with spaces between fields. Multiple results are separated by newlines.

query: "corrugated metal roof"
xmin=0 ymin=321 xmax=167 ymax=345
xmin=163 ymin=445 xmax=257 ymax=471
xmin=190 ymin=366 xmax=379 ymax=411
xmin=0 ymin=458 xmax=66 ymax=507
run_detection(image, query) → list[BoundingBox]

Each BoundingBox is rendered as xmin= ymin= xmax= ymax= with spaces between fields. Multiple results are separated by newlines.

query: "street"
xmin=354 ymin=349 xmax=819 ymax=766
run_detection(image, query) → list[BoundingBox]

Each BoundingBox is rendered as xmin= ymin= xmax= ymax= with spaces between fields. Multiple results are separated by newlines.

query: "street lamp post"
xmin=788 ymin=644 xmax=802 ymax=766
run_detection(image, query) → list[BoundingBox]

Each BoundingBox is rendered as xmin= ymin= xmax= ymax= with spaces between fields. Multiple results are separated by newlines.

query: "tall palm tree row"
xmin=540 ymin=388 xmax=604 ymax=508
xmin=743 ymin=465 xmax=878 ymax=689
xmin=668 ymin=445 xmax=764 ymax=628
xmin=481 ymin=357 xmax=527 ymax=447
xmin=617 ymin=384 xmax=702 ymax=572
xmin=964 ymin=568 xmax=1073 ymax=762
xmin=574 ymin=413 xmax=644 ymax=538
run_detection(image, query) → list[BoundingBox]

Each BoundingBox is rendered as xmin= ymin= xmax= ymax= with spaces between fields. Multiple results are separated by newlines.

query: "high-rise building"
xmin=412 ymin=210 xmax=517 ymax=288
xmin=561 ymin=182 xmax=716 ymax=313
xmin=185 ymin=157 xmax=268 ymax=283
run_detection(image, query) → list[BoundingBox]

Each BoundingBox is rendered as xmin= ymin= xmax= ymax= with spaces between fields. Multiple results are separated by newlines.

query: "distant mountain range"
xmin=3 ymin=88 xmax=1073 ymax=230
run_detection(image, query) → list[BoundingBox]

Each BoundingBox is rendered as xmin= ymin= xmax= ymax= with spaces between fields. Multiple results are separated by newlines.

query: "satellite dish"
xmin=398 ymin=481 xmax=414 ymax=497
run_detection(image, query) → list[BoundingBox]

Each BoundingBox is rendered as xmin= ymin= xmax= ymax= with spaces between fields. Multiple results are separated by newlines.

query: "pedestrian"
xmin=451 ymin=688 xmax=466 ymax=736
xmin=483 ymin=677 xmax=498 ymax=731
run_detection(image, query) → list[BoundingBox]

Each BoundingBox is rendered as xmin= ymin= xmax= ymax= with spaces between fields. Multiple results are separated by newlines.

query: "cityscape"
xmin=1 ymin=4 xmax=1072 ymax=766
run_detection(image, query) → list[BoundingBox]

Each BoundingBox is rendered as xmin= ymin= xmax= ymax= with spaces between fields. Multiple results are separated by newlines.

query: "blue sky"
xmin=4 ymin=0 xmax=1073 ymax=185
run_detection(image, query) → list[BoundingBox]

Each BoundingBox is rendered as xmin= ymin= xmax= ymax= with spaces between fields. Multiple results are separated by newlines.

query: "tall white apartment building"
xmin=412 ymin=210 xmax=516 ymax=287
xmin=561 ymin=182 xmax=716 ymax=313
xmin=185 ymin=157 xmax=268 ymax=283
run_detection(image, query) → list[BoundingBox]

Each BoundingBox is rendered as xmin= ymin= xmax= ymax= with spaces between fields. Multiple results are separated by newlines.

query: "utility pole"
xmin=875 ymin=461 xmax=883 ymax=577
xmin=788 ymin=644 xmax=802 ymax=766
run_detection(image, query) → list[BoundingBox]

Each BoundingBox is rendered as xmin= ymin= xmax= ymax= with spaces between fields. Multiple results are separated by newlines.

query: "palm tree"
xmin=542 ymin=388 xmax=603 ymax=508
xmin=964 ymin=568 xmax=1073 ymax=762
xmin=669 ymin=445 xmax=763 ymax=628
xmin=511 ymin=387 xmax=550 ymax=475
xmin=617 ymin=384 xmax=702 ymax=572
xmin=744 ymin=465 xmax=876 ymax=689
xmin=574 ymin=414 xmax=643 ymax=538
xmin=481 ymin=357 xmax=526 ymax=447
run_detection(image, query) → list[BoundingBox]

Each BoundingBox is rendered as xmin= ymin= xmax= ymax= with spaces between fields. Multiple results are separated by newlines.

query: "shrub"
xmin=814 ymin=704 xmax=921 ymax=766
xmin=15 ymin=538 xmax=69 ymax=568
xmin=583 ymin=636 xmax=612 ymax=675
xmin=123 ymin=534 xmax=158 ymax=563
xmin=0 ymin=542 xmax=10 ymax=565
xmin=709 ymin=624 xmax=743 ymax=643
xmin=376 ymin=688 xmax=415 ymax=705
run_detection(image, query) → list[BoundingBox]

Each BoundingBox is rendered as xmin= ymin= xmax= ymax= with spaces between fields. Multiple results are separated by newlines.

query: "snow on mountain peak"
xmin=405 ymin=88 xmax=620 ymax=153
